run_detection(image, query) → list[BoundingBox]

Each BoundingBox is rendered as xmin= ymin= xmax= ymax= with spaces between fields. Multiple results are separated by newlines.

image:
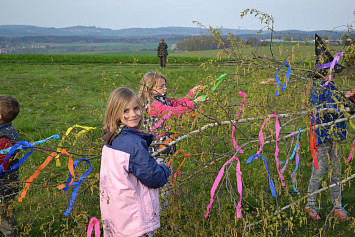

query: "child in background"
xmin=305 ymin=34 xmax=354 ymax=221
xmin=100 ymin=87 xmax=170 ymax=237
xmin=0 ymin=95 xmax=20 ymax=237
xmin=138 ymin=71 xmax=206 ymax=162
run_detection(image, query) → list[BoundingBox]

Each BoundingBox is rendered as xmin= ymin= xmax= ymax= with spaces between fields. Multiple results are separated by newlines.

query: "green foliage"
xmin=1 ymin=16 xmax=355 ymax=237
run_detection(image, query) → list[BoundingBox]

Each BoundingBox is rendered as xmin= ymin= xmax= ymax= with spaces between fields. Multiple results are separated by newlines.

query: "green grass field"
xmin=1 ymin=44 xmax=354 ymax=236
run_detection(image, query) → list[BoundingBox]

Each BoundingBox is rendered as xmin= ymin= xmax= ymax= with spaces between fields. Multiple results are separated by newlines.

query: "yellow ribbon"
xmin=55 ymin=125 xmax=96 ymax=166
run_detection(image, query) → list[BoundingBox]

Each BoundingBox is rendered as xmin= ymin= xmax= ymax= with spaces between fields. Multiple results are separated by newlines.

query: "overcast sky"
xmin=1 ymin=0 xmax=354 ymax=31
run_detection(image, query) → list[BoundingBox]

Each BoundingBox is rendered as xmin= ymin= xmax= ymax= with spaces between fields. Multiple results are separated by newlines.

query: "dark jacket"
xmin=157 ymin=42 xmax=168 ymax=57
xmin=310 ymin=80 xmax=354 ymax=144
xmin=0 ymin=122 xmax=20 ymax=201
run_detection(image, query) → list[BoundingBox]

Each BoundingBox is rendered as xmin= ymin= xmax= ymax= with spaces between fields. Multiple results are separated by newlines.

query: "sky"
xmin=1 ymin=0 xmax=354 ymax=31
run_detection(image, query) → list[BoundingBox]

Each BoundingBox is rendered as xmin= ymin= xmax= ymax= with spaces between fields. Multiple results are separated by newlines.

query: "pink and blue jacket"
xmin=100 ymin=127 xmax=170 ymax=237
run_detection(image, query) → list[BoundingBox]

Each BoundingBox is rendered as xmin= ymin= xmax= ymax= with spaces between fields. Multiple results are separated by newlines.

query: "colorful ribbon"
xmin=186 ymin=73 xmax=228 ymax=102
xmin=18 ymin=149 xmax=74 ymax=202
xmin=150 ymin=112 xmax=172 ymax=139
xmin=346 ymin=138 xmax=355 ymax=163
xmin=205 ymin=156 xmax=242 ymax=217
xmin=0 ymin=135 xmax=59 ymax=155
xmin=280 ymin=133 xmax=295 ymax=166
xmin=205 ymin=91 xmax=246 ymax=218
xmin=247 ymin=154 xmax=276 ymax=197
xmin=290 ymin=140 xmax=301 ymax=194
xmin=280 ymin=129 xmax=302 ymax=194
xmin=0 ymin=141 xmax=34 ymax=173
xmin=246 ymin=114 xmax=285 ymax=197
xmin=87 ymin=217 xmax=100 ymax=237
xmin=280 ymin=130 xmax=301 ymax=171
xmin=309 ymin=117 xmax=319 ymax=170
xmin=232 ymin=91 xmax=247 ymax=154
xmin=59 ymin=158 xmax=92 ymax=216
xmin=275 ymin=61 xmax=291 ymax=96
xmin=167 ymin=149 xmax=189 ymax=186
xmin=322 ymin=51 xmax=344 ymax=87
xmin=56 ymin=125 xmax=95 ymax=166
xmin=316 ymin=61 xmax=339 ymax=70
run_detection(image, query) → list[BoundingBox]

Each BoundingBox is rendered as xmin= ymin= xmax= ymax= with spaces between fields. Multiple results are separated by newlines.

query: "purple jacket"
xmin=100 ymin=127 xmax=170 ymax=236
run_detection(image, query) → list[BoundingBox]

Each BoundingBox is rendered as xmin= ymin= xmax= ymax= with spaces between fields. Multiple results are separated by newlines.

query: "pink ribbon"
xmin=204 ymin=156 xmax=242 ymax=218
xmin=323 ymin=51 xmax=344 ymax=87
xmin=346 ymin=138 xmax=355 ymax=163
xmin=257 ymin=114 xmax=285 ymax=187
xmin=232 ymin=91 xmax=247 ymax=154
xmin=205 ymin=91 xmax=246 ymax=218
xmin=150 ymin=112 xmax=172 ymax=138
xmin=87 ymin=217 xmax=100 ymax=237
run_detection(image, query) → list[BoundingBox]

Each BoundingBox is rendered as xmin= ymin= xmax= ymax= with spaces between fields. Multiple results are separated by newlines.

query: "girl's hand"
xmin=192 ymin=85 xmax=204 ymax=96
xmin=345 ymin=90 xmax=355 ymax=98
xmin=194 ymin=96 xmax=209 ymax=103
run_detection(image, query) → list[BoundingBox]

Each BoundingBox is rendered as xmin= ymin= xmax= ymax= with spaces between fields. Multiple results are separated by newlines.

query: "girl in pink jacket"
xmin=100 ymin=87 xmax=170 ymax=237
xmin=138 ymin=72 xmax=206 ymax=162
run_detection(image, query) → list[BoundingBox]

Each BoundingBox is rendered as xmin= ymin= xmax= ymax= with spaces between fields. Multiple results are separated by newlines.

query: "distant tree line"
xmin=173 ymin=34 xmax=355 ymax=51
xmin=174 ymin=36 xmax=264 ymax=51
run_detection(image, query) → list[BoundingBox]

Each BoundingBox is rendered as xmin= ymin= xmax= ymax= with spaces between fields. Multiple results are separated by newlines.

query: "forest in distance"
xmin=0 ymin=25 xmax=353 ymax=54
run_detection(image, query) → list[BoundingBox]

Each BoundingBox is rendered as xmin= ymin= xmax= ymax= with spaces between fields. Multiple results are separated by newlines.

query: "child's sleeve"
xmin=0 ymin=136 xmax=13 ymax=171
xmin=148 ymin=100 xmax=195 ymax=117
xmin=169 ymin=88 xmax=196 ymax=106
xmin=129 ymin=139 xmax=170 ymax=189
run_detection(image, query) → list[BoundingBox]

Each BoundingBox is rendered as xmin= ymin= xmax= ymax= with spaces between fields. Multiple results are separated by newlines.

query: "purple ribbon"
xmin=323 ymin=51 xmax=344 ymax=87
xmin=316 ymin=61 xmax=338 ymax=70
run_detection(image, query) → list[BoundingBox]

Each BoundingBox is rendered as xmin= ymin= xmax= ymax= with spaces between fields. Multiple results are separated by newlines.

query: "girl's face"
xmin=152 ymin=78 xmax=167 ymax=96
xmin=120 ymin=97 xmax=141 ymax=128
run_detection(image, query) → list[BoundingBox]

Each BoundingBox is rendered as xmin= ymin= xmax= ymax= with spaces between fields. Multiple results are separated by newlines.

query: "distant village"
xmin=0 ymin=44 xmax=47 ymax=54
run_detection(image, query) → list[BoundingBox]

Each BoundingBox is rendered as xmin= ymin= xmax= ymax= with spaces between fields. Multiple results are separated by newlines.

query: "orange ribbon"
xmin=57 ymin=149 xmax=76 ymax=190
xmin=18 ymin=149 xmax=75 ymax=202
xmin=167 ymin=149 xmax=189 ymax=186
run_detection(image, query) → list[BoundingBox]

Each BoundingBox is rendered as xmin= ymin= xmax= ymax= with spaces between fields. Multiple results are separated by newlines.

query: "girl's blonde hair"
xmin=138 ymin=71 xmax=167 ymax=106
xmin=103 ymin=87 xmax=143 ymax=134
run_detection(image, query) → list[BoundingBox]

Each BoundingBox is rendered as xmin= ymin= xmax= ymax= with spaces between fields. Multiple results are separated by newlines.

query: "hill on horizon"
xmin=0 ymin=25 xmax=347 ymax=39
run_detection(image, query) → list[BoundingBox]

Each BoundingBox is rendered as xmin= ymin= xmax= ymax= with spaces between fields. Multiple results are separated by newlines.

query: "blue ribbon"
xmin=291 ymin=143 xmax=301 ymax=194
xmin=0 ymin=135 xmax=59 ymax=155
xmin=275 ymin=61 xmax=291 ymax=96
xmin=279 ymin=129 xmax=302 ymax=194
xmin=246 ymin=154 xmax=276 ymax=197
xmin=0 ymin=141 xmax=34 ymax=173
xmin=280 ymin=130 xmax=302 ymax=166
xmin=62 ymin=158 xmax=92 ymax=216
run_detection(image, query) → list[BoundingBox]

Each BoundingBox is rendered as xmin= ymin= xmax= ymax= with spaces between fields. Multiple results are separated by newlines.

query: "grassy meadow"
xmin=1 ymin=42 xmax=355 ymax=236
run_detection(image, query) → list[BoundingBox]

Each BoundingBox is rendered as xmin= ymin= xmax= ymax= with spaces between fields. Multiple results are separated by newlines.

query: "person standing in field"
xmin=100 ymin=87 xmax=170 ymax=236
xmin=157 ymin=39 xmax=168 ymax=68
xmin=0 ymin=95 xmax=20 ymax=237
xmin=304 ymin=34 xmax=355 ymax=221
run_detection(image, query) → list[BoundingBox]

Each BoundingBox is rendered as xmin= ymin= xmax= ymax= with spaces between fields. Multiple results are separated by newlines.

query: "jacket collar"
xmin=0 ymin=122 xmax=12 ymax=130
xmin=0 ymin=122 xmax=19 ymax=142
xmin=121 ymin=127 xmax=154 ymax=146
